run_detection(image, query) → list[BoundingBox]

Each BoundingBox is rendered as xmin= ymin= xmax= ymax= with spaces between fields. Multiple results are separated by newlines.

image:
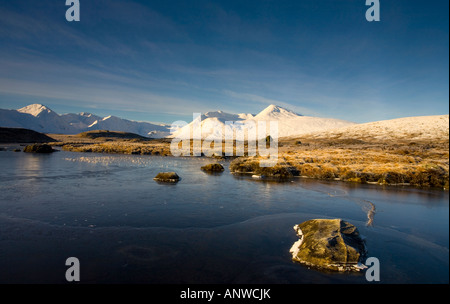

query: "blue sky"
xmin=0 ymin=0 xmax=448 ymax=124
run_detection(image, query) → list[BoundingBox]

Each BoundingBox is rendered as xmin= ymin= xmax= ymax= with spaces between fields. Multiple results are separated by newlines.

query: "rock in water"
xmin=23 ymin=144 xmax=55 ymax=153
xmin=289 ymin=219 xmax=367 ymax=272
xmin=201 ymin=163 xmax=224 ymax=172
xmin=153 ymin=172 xmax=180 ymax=183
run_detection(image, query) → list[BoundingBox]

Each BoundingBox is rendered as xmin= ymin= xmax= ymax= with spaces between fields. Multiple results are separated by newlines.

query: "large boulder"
xmin=23 ymin=144 xmax=55 ymax=153
xmin=289 ymin=219 xmax=367 ymax=272
xmin=153 ymin=172 xmax=180 ymax=183
xmin=201 ymin=163 xmax=224 ymax=172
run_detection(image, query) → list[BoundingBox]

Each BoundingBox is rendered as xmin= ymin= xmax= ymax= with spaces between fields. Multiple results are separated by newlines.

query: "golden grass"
xmin=62 ymin=141 xmax=172 ymax=156
xmin=277 ymin=138 xmax=449 ymax=189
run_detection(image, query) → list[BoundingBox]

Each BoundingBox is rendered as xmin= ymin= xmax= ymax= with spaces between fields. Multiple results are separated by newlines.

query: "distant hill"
xmin=0 ymin=127 xmax=56 ymax=143
xmin=0 ymin=104 xmax=171 ymax=138
xmin=299 ymin=115 xmax=449 ymax=142
xmin=79 ymin=130 xmax=150 ymax=140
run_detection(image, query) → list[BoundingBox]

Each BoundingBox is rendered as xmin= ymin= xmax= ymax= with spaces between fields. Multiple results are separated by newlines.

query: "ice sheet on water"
xmin=0 ymin=212 xmax=448 ymax=283
xmin=64 ymin=155 xmax=155 ymax=168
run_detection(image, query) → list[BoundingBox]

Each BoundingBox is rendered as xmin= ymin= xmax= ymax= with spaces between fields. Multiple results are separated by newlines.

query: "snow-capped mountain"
xmin=17 ymin=104 xmax=76 ymax=133
xmin=170 ymin=104 xmax=357 ymax=140
xmin=253 ymin=104 xmax=300 ymax=120
xmin=0 ymin=104 xmax=171 ymax=138
xmin=17 ymin=104 xmax=53 ymax=117
xmin=86 ymin=115 xmax=171 ymax=138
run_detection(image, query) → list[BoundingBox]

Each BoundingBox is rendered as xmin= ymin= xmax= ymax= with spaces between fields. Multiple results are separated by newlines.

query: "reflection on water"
xmin=19 ymin=154 xmax=45 ymax=173
xmin=0 ymin=151 xmax=448 ymax=284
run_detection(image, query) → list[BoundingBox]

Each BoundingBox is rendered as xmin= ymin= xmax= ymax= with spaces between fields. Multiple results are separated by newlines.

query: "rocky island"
xmin=289 ymin=219 xmax=367 ymax=272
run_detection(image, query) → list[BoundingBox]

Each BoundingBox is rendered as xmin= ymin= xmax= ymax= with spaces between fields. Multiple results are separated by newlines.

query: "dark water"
xmin=0 ymin=150 xmax=448 ymax=284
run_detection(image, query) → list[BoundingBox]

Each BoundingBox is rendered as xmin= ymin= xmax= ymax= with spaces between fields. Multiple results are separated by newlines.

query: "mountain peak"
xmin=254 ymin=104 xmax=301 ymax=120
xmin=265 ymin=104 xmax=282 ymax=111
xmin=79 ymin=112 xmax=93 ymax=117
xmin=18 ymin=104 xmax=54 ymax=117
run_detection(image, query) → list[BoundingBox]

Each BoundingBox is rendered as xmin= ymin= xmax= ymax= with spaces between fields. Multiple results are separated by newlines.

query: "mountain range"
xmin=0 ymin=104 xmax=171 ymax=138
xmin=170 ymin=104 xmax=356 ymax=140
xmin=0 ymin=104 xmax=357 ymax=139
xmin=1 ymin=103 xmax=448 ymax=141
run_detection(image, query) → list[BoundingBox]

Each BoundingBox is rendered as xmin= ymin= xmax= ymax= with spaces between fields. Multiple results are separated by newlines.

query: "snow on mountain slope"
xmin=88 ymin=115 xmax=170 ymax=137
xmin=61 ymin=112 xmax=102 ymax=130
xmin=302 ymin=115 xmax=449 ymax=141
xmin=170 ymin=104 xmax=356 ymax=140
xmin=18 ymin=104 xmax=53 ymax=117
xmin=271 ymin=116 xmax=357 ymax=138
xmin=18 ymin=104 xmax=76 ymax=133
xmin=178 ymin=116 xmax=254 ymax=140
xmin=253 ymin=104 xmax=300 ymax=120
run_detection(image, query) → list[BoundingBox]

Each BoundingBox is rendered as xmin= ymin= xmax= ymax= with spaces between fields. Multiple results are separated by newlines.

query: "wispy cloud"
xmin=0 ymin=76 xmax=205 ymax=116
